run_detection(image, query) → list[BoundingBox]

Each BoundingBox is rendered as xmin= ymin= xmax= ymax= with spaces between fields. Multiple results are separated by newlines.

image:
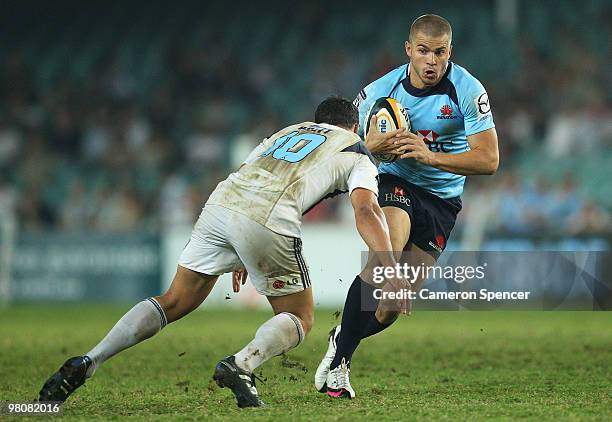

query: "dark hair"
xmin=314 ymin=96 xmax=358 ymax=129
xmin=409 ymin=14 xmax=452 ymax=43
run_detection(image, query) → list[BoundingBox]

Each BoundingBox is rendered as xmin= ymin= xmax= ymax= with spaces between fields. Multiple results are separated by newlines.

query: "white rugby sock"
xmin=234 ymin=312 xmax=304 ymax=373
xmin=85 ymin=298 xmax=167 ymax=378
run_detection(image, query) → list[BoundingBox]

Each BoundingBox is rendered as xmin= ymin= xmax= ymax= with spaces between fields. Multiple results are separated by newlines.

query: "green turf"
xmin=1 ymin=306 xmax=611 ymax=421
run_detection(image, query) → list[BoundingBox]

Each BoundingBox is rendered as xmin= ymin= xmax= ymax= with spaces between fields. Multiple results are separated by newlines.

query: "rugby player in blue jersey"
xmin=316 ymin=14 xmax=499 ymax=398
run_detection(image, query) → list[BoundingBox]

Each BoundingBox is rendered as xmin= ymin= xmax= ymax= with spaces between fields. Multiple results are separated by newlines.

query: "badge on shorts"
xmin=269 ymin=276 xmax=301 ymax=291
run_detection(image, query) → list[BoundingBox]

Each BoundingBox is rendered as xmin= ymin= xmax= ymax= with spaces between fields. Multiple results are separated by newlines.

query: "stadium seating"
xmin=0 ymin=0 xmax=609 ymax=232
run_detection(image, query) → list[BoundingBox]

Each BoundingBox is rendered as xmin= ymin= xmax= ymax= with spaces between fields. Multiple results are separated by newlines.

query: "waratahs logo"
xmin=435 ymin=234 xmax=446 ymax=249
xmin=437 ymin=104 xmax=457 ymax=120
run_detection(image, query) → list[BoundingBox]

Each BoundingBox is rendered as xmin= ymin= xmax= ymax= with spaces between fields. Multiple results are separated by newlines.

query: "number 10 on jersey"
xmin=261 ymin=131 xmax=327 ymax=163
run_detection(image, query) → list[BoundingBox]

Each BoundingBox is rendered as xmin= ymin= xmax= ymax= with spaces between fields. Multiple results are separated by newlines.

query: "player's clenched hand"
xmin=378 ymin=275 xmax=412 ymax=315
xmin=232 ymin=269 xmax=248 ymax=293
xmin=395 ymin=136 xmax=437 ymax=166
xmin=365 ymin=115 xmax=409 ymax=154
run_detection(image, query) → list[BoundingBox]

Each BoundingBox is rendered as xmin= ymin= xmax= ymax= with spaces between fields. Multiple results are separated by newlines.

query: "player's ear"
xmin=352 ymin=123 xmax=359 ymax=134
xmin=404 ymin=40 xmax=411 ymax=59
xmin=448 ymin=44 xmax=453 ymax=58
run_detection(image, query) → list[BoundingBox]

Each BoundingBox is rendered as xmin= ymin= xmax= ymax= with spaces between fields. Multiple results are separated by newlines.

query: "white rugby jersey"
xmin=206 ymin=122 xmax=378 ymax=237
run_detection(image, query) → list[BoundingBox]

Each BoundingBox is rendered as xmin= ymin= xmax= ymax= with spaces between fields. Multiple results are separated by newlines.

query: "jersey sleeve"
xmin=347 ymin=154 xmax=379 ymax=196
xmin=354 ymin=65 xmax=408 ymax=139
xmin=354 ymin=82 xmax=388 ymax=139
xmin=243 ymin=138 xmax=269 ymax=165
xmin=459 ymin=77 xmax=495 ymax=136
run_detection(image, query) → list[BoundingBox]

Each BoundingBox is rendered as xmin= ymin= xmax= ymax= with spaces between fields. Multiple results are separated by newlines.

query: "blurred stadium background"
xmin=0 ymin=0 xmax=610 ymax=307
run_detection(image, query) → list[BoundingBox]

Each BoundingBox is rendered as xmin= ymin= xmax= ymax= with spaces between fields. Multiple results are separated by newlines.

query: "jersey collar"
xmin=402 ymin=62 xmax=453 ymax=97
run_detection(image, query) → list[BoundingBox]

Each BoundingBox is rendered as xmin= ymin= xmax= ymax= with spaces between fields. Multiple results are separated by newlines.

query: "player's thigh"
xmin=227 ymin=213 xmax=310 ymax=298
xmin=266 ymin=288 xmax=314 ymax=335
xmin=178 ymin=205 xmax=245 ymax=276
xmin=399 ymin=180 xmax=461 ymax=261
xmin=402 ymin=242 xmax=436 ymax=292
xmin=157 ymin=265 xmax=219 ymax=323
xmin=239 ymin=227 xmax=314 ymax=333
xmin=376 ymin=174 xmax=415 ymax=256
xmin=221 ymin=208 xmax=315 ymax=330
xmin=162 ymin=205 xmax=244 ymax=321
xmin=383 ymin=206 xmax=412 ymax=255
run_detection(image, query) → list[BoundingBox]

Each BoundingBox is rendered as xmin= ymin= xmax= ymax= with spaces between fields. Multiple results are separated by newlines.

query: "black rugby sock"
xmin=361 ymin=314 xmax=395 ymax=339
xmin=330 ymin=275 xmax=378 ymax=370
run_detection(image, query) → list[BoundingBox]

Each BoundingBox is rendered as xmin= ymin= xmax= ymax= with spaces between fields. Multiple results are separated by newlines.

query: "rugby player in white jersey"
xmin=38 ymin=97 xmax=409 ymax=408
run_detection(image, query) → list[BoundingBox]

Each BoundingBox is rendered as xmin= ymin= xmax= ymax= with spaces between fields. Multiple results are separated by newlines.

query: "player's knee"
xmin=156 ymin=292 xmax=192 ymax=323
xmin=156 ymin=292 xmax=177 ymax=312
xmin=296 ymin=310 xmax=314 ymax=336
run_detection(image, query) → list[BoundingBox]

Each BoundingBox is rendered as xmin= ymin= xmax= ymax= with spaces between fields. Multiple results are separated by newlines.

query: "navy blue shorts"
xmin=377 ymin=173 xmax=462 ymax=259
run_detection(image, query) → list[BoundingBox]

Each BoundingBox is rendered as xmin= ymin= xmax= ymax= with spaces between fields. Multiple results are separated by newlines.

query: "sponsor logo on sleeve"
xmin=474 ymin=92 xmax=491 ymax=121
xmin=353 ymin=89 xmax=367 ymax=107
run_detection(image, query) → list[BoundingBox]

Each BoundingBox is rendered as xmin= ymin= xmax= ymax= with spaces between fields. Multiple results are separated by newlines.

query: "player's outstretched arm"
xmin=350 ymin=188 xmax=396 ymax=268
xmin=351 ymin=188 xmax=410 ymax=313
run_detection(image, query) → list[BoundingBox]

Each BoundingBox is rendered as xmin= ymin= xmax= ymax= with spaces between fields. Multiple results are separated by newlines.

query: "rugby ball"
xmin=364 ymin=97 xmax=410 ymax=163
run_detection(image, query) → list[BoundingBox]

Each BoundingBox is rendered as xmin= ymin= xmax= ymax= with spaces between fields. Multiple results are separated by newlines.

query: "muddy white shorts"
xmin=178 ymin=205 xmax=311 ymax=296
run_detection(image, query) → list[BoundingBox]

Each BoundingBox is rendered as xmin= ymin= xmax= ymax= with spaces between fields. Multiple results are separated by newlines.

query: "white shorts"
xmin=178 ymin=205 xmax=311 ymax=296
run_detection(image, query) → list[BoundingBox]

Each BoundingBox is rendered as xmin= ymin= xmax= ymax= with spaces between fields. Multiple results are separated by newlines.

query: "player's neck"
xmin=408 ymin=63 xmax=448 ymax=90
xmin=409 ymin=72 xmax=426 ymax=89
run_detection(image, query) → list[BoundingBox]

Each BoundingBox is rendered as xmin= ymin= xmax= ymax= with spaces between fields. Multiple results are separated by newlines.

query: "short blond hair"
xmin=409 ymin=14 xmax=452 ymax=43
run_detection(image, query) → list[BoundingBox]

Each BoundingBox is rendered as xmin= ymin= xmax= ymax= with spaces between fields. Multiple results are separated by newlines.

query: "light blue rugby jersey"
xmin=355 ymin=62 xmax=495 ymax=199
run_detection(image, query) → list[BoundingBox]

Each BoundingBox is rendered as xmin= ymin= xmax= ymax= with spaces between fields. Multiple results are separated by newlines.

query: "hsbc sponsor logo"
xmin=474 ymin=92 xmax=492 ymax=120
xmin=385 ymin=193 xmax=410 ymax=205
xmin=385 ymin=186 xmax=411 ymax=206
xmin=436 ymin=104 xmax=458 ymax=120
xmin=417 ymin=130 xmax=440 ymax=142
xmin=417 ymin=130 xmax=450 ymax=153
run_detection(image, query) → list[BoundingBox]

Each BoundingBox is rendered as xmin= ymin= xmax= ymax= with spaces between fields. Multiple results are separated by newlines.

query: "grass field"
xmin=1 ymin=306 xmax=611 ymax=421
